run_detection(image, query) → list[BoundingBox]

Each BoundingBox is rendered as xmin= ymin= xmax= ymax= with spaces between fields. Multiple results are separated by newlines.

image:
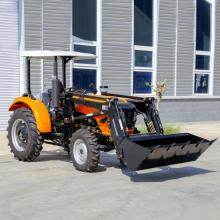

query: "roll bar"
xmin=21 ymin=50 xmax=96 ymax=97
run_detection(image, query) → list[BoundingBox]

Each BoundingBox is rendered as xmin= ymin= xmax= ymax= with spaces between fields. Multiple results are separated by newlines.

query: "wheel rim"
xmin=73 ymin=139 xmax=88 ymax=165
xmin=11 ymin=119 xmax=29 ymax=152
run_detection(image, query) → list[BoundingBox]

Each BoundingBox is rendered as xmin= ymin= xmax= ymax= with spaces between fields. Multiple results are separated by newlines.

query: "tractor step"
xmin=120 ymin=133 xmax=216 ymax=171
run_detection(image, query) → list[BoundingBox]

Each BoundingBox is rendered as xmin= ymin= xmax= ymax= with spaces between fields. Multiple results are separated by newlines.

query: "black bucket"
xmin=120 ymin=133 xmax=216 ymax=171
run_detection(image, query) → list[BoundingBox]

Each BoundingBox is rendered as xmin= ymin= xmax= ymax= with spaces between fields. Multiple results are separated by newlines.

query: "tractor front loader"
xmin=7 ymin=51 xmax=216 ymax=172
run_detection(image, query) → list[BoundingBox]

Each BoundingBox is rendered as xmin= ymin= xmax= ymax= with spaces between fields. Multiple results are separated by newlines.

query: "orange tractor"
xmin=7 ymin=51 xmax=216 ymax=172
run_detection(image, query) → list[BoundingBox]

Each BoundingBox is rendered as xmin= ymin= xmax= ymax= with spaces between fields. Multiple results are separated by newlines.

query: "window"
xmin=73 ymin=0 xmax=97 ymax=43
xmin=73 ymin=69 xmax=97 ymax=92
xmin=133 ymin=0 xmax=156 ymax=94
xmin=196 ymin=0 xmax=211 ymax=51
xmin=74 ymin=45 xmax=96 ymax=65
xmin=196 ymin=55 xmax=210 ymax=70
xmin=194 ymin=0 xmax=214 ymax=94
xmin=72 ymin=0 xmax=99 ymax=91
xmin=133 ymin=72 xmax=152 ymax=93
xmin=135 ymin=51 xmax=153 ymax=68
xmin=134 ymin=0 xmax=153 ymax=47
xmin=194 ymin=74 xmax=209 ymax=94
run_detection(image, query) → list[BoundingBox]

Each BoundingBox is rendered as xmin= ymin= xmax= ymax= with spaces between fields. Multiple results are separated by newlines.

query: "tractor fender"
xmin=9 ymin=97 xmax=52 ymax=133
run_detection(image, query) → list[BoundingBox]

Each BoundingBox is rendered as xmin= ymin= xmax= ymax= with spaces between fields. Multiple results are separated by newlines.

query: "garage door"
xmin=0 ymin=0 xmax=20 ymax=130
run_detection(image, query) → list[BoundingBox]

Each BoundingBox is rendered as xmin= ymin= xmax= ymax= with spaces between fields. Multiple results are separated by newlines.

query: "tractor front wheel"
xmin=70 ymin=129 xmax=100 ymax=172
xmin=7 ymin=108 xmax=43 ymax=161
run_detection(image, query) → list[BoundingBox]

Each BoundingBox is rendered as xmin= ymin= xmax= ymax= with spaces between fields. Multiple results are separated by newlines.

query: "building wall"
xmin=43 ymin=0 xmax=71 ymax=90
xmin=158 ymin=0 xmax=220 ymax=122
xmin=23 ymin=0 xmax=220 ymax=97
xmin=0 ymin=0 xmax=20 ymax=130
xmin=214 ymin=0 xmax=220 ymax=95
xmin=24 ymin=0 xmax=42 ymax=94
xmin=101 ymin=0 xmax=133 ymax=94
xmin=176 ymin=0 xmax=195 ymax=96
xmin=157 ymin=0 xmax=177 ymax=96
xmin=23 ymin=0 xmax=71 ymax=94
xmin=20 ymin=0 xmax=220 ymax=124
xmin=160 ymin=98 xmax=220 ymax=122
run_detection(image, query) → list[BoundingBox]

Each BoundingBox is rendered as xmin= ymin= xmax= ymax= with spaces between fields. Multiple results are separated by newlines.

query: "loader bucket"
xmin=120 ymin=133 xmax=216 ymax=171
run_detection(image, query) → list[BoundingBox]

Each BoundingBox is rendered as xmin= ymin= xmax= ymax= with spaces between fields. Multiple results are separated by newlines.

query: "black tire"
xmin=70 ymin=129 xmax=100 ymax=172
xmin=7 ymin=108 xmax=43 ymax=161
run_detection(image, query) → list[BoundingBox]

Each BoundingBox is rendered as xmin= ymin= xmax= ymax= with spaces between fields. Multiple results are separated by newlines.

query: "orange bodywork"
xmin=74 ymin=95 xmax=134 ymax=136
xmin=9 ymin=97 xmax=52 ymax=133
xmin=9 ymin=95 xmax=133 ymax=136
xmin=75 ymin=104 xmax=111 ymax=136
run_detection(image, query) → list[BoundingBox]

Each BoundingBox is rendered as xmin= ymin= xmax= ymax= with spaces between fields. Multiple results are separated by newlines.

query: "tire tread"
xmin=7 ymin=108 xmax=43 ymax=162
xmin=70 ymin=129 xmax=100 ymax=172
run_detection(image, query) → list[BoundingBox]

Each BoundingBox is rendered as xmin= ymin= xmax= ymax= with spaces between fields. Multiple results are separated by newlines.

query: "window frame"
xmin=73 ymin=42 xmax=99 ymax=68
xmin=132 ymin=0 xmax=158 ymax=96
xmin=193 ymin=0 xmax=215 ymax=96
xmin=71 ymin=0 xmax=102 ymax=91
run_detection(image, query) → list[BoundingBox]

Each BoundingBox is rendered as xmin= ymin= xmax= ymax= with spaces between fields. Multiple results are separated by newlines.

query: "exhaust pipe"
xmin=51 ymin=56 xmax=60 ymax=108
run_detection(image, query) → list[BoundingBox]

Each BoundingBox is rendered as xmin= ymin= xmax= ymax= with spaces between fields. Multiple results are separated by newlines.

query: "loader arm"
xmin=71 ymin=92 xmax=216 ymax=171
xmin=106 ymin=97 xmax=163 ymax=160
xmin=102 ymin=92 xmax=164 ymax=134
xmin=103 ymin=95 xmax=216 ymax=171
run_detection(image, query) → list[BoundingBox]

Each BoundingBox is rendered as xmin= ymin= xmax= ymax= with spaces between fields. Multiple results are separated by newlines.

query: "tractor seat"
xmin=39 ymin=80 xmax=64 ymax=108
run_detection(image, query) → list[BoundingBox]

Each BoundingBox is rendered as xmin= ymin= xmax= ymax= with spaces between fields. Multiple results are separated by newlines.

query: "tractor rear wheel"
xmin=70 ymin=129 xmax=100 ymax=172
xmin=7 ymin=108 xmax=43 ymax=161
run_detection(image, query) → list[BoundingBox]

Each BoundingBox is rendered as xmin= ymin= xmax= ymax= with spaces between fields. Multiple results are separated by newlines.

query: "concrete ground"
xmin=0 ymin=122 xmax=220 ymax=220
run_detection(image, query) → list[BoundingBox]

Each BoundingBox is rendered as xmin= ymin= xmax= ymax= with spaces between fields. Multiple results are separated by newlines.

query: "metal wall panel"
xmin=214 ymin=1 xmax=220 ymax=95
xmin=24 ymin=0 xmax=42 ymax=95
xmin=101 ymin=0 xmax=133 ymax=94
xmin=43 ymin=0 xmax=71 ymax=90
xmin=157 ymin=0 xmax=177 ymax=96
xmin=176 ymin=0 xmax=195 ymax=96
xmin=24 ymin=0 xmax=71 ymax=92
xmin=0 ymin=0 xmax=20 ymax=130
xmin=160 ymin=98 xmax=220 ymax=122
